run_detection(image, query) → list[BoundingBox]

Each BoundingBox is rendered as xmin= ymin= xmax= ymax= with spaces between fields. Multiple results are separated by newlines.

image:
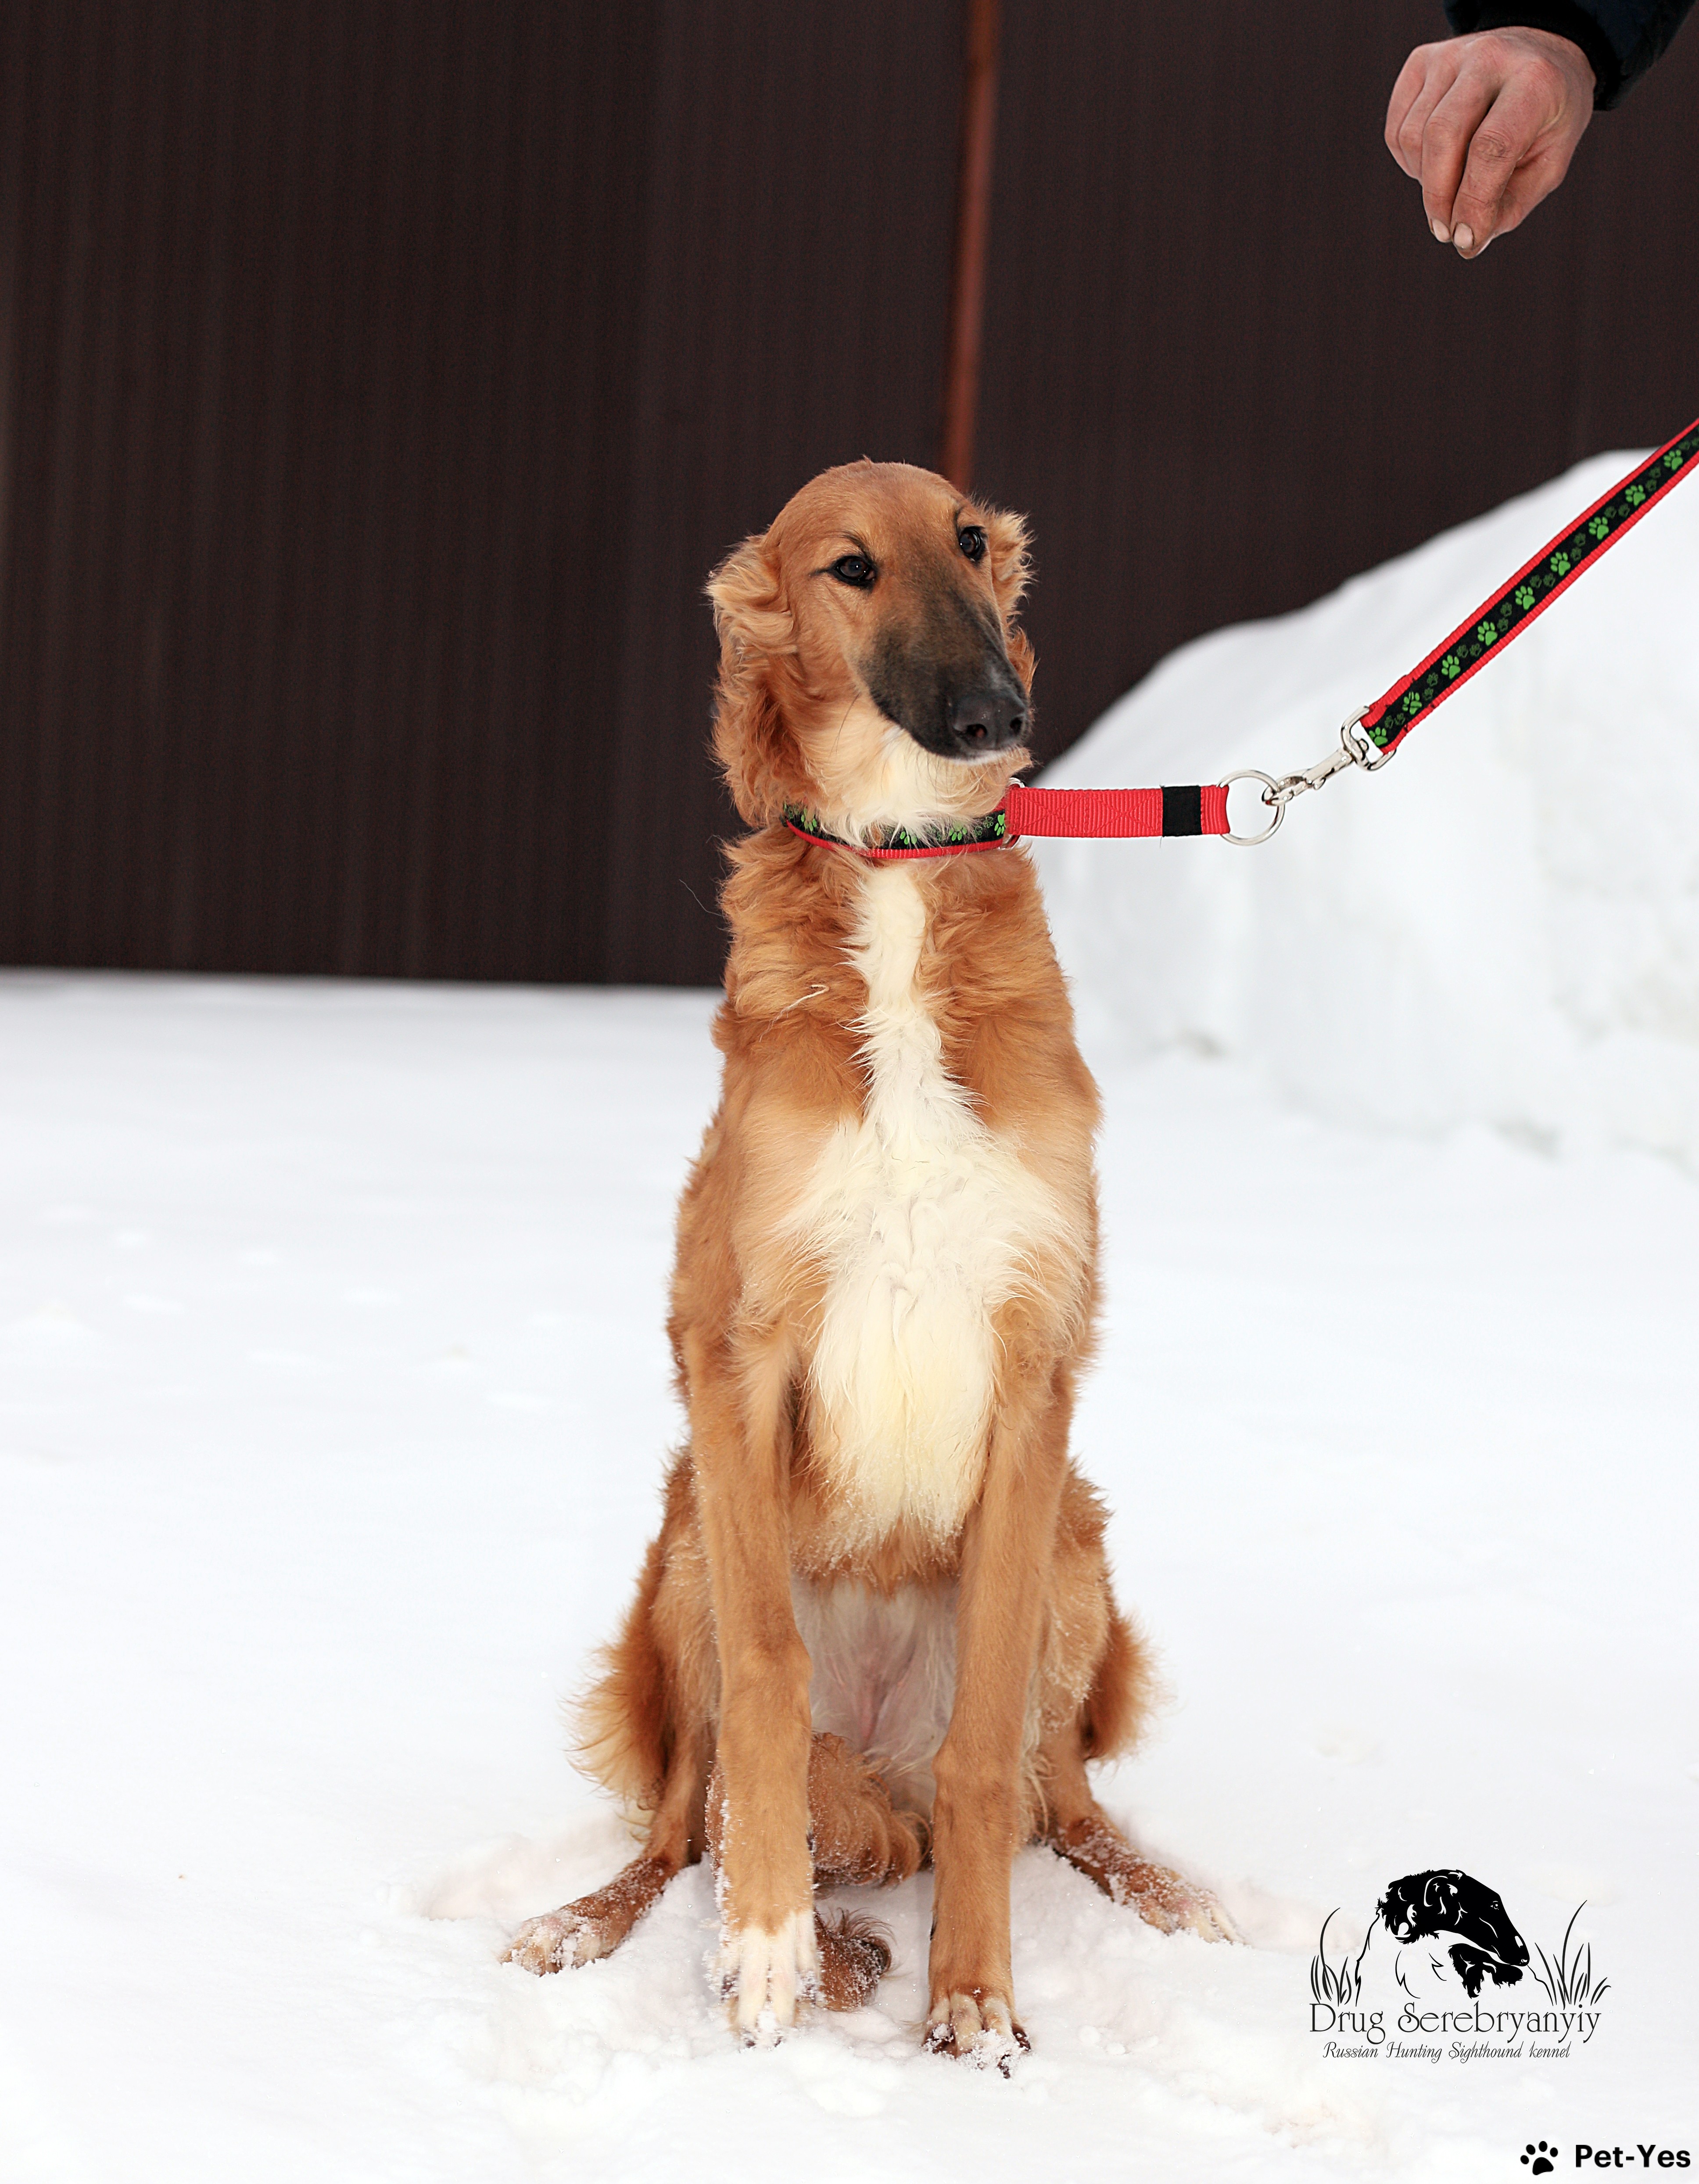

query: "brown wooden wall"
xmin=1 ymin=1 xmax=1694 ymax=986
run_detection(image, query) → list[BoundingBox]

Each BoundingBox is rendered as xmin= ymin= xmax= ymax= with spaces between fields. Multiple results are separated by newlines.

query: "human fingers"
xmin=1412 ymin=62 xmax=1506 ymax=241
xmin=1447 ymin=44 xmax=1592 ymax=255
xmin=1385 ymin=41 xmax=1462 ymax=183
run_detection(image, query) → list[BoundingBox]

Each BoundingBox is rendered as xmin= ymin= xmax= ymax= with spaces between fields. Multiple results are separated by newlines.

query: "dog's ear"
xmin=706 ymin=533 xmax=804 ymax=827
xmin=985 ymin=507 xmax=1031 ymax=622
xmin=707 ymin=531 xmax=793 ymax=662
xmin=1005 ymin=622 xmax=1036 ymax=697
xmin=984 ymin=507 xmax=1036 ymax=693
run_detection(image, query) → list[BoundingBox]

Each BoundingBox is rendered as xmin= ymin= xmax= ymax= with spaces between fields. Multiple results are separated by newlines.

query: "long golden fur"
xmin=505 ymin=460 xmax=1232 ymax=2061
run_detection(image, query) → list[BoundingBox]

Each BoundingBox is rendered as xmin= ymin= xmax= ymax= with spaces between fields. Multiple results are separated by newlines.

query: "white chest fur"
xmin=787 ymin=865 xmax=1065 ymax=1541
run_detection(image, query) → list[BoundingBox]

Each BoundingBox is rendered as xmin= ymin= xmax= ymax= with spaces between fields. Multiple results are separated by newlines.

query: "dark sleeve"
xmin=1442 ymin=0 xmax=1696 ymax=106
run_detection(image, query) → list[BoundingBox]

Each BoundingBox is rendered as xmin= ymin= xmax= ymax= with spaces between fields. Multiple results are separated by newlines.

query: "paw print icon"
xmin=1522 ymin=2144 xmax=1559 ymax=2176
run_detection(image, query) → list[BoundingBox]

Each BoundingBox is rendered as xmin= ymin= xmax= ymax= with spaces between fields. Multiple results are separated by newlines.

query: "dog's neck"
xmin=781 ymin=801 xmax=1014 ymax=863
xmin=792 ymin=703 xmax=1021 ymax=853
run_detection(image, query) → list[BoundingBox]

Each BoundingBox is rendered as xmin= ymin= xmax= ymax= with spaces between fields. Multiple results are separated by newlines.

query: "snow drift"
xmin=1035 ymin=450 xmax=1699 ymax=1166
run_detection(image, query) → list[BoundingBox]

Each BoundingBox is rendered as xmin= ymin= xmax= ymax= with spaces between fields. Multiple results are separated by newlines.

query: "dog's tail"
xmin=572 ymin=1455 xmax=698 ymax=1823
xmin=1079 ymin=1601 xmax=1160 ymax=1762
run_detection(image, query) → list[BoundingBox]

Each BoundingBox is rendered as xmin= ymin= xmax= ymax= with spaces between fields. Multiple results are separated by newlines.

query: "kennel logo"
xmin=1305 ymin=1869 xmax=1609 ymax=2060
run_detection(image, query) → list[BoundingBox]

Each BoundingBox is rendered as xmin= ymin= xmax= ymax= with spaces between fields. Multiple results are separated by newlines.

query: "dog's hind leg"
xmin=505 ymin=1722 xmax=713 ymax=1974
xmin=504 ymin=1853 xmax=673 ymax=1975
xmin=1030 ymin=1476 xmax=1237 ymax=1943
xmin=1035 ymin=1716 xmax=1237 ymax=1943
xmin=507 ymin=1455 xmax=717 ymax=1976
xmin=808 ymin=1734 xmax=923 ymax=2011
xmin=805 ymin=1731 xmax=927 ymax=1891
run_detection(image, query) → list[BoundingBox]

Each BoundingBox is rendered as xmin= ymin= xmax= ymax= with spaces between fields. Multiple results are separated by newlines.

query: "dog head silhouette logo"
xmin=1377 ymin=1870 xmax=1529 ymax=1999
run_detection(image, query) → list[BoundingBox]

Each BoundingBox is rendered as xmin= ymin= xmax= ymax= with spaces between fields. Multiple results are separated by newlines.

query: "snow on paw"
xmin=814 ymin=1907 xmax=894 ymax=2011
xmin=924 ymin=1989 xmax=1029 ymax=2073
xmin=503 ymin=1907 xmax=601 ymax=1975
xmin=715 ymin=1907 xmax=820 ymax=2044
xmin=1181 ymin=1889 xmax=1242 ymax=1943
xmin=1054 ymin=1821 xmax=1240 ymax=1943
xmin=502 ymin=1854 xmax=673 ymax=1973
xmin=1117 ymin=1860 xmax=1240 ymax=1943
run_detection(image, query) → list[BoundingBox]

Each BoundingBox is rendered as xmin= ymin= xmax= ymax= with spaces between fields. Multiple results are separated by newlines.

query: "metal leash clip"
xmin=1222 ymin=704 xmax=1393 ymax=846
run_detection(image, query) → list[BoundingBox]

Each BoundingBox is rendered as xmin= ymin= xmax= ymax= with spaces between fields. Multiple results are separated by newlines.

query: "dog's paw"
xmin=716 ymin=1907 xmax=821 ymax=2044
xmin=1113 ymin=1860 xmax=1241 ymax=1943
xmin=504 ymin=1907 xmax=601 ymax=1975
xmin=924 ymin=1988 xmax=1030 ymax=2073
xmin=1183 ymin=1889 xmax=1242 ymax=1944
xmin=815 ymin=1907 xmax=894 ymax=2011
xmin=502 ymin=1854 xmax=674 ymax=1975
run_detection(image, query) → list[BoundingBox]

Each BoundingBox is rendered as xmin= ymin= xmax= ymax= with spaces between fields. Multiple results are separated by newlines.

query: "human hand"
xmin=1385 ymin=28 xmax=1595 ymax=258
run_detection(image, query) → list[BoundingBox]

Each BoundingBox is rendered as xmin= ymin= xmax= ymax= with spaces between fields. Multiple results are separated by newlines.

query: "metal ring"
xmin=1221 ymin=770 xmax=1284 ymax=847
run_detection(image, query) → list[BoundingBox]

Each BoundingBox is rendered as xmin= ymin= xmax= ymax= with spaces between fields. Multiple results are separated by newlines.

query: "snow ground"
xmin=4 ymin=973 xmax=1695 ymax=2182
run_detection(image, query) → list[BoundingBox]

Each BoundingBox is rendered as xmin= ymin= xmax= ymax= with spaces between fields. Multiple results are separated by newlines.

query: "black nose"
xmin=946 ymin=684 xmax=1027 ymax=754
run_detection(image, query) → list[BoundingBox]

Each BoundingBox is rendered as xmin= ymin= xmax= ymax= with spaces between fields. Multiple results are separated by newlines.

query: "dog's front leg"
xmin=927 ymin=1362 xmax=1072 ymax=2066
xmin=688 ymin=1330 xmax=816 ymax=2042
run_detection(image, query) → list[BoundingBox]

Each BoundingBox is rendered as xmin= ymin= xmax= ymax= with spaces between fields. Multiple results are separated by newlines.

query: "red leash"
xmin=1003 ymin=413 xmax=1695 ymax=853
xmin=1004 ymin=780 xmax=1229 ymax=841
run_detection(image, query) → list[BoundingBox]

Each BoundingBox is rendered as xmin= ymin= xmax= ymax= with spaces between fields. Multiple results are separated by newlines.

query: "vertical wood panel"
xmin=0 ymin=0 xmax=670 ymax=980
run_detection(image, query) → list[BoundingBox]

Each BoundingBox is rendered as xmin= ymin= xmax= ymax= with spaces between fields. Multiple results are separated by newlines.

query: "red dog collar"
xmin=782 ymin=781 xmax=1229 ymax=862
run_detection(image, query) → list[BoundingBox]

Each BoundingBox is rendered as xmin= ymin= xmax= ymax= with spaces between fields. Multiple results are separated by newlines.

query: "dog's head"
xmin=707 ymin=460 xmax=1034 ymax=841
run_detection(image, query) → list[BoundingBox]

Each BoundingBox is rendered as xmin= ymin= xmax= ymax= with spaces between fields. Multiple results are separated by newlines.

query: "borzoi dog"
xmin=505 ymin=461 xmax=1232 ymax=2063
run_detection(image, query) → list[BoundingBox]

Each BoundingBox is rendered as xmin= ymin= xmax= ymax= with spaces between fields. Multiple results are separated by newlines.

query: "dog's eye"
xmin=958 ymin=526 xmax=988 ymax=564
xmin=829 ymin=554 xmax=875 ymax=589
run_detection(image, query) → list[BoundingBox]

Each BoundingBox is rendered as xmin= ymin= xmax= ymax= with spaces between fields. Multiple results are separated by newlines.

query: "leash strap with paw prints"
xmin=1000 ymin=411 xmax=1699 ymax=852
